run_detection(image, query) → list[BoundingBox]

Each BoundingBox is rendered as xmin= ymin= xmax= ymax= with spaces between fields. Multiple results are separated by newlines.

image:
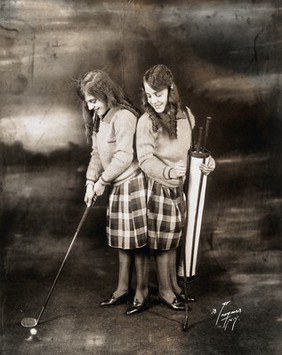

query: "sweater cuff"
xmin=85 ymin=180 xmax=95 ymax=187
xmin=100 ymin=176 xmax=111 ymax=186
xmin=163 ymin=166 xmax=173 ymax=180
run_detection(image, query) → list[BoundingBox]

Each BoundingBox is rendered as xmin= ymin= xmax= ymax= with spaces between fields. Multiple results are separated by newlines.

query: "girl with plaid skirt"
xmin=136 ymin=64 xmax=215 ymax=310
xmin=77 ymin=70 xmax=149 ymax=314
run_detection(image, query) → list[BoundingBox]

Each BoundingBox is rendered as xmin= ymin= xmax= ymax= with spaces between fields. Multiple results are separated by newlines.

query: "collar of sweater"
xmin=176 ymin=109 xmax=186 ymax=120
xmin=100 ymin=107 xmax=119 ymax=123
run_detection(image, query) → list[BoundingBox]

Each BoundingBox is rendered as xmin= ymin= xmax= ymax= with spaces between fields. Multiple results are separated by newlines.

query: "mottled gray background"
xmin=0 ymin=0 xmax=280 ymax=155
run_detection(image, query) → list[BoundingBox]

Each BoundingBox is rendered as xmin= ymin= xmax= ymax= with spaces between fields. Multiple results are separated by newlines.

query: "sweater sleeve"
xmin=101 ymin=110 xmax=136 ymax=183
xmin=136 ymin=114 xmax=178 ymax=184
xmin=186 ymin=107 xmax=195 ymax=129
xmin=86 ymin=134 xmax=104 ymax=182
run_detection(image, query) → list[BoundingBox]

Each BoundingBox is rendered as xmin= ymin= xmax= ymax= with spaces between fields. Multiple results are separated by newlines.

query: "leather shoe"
xmin=158 ymin=293 xmax=185 ymax=311
xmin=126 ymin=296 xmax=150 ymax=316
xmin=177 ymin=292 xmax=196 ymax=302
xmin=100 ymin=290 xmax=132 ymax=307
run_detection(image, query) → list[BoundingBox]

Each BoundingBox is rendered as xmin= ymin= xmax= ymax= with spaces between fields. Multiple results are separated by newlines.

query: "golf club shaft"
xmin=36 ymin=196 xmax=97 ymax=323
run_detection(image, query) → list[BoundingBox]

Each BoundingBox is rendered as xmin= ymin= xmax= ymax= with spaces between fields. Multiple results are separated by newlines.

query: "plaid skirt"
xmin=107 ymin=171 xmax=147 ymax=249
xmin=147 ymin=178 xmax=185 ymax=250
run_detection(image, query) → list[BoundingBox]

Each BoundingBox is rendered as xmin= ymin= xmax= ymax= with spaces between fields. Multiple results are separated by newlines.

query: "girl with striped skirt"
xmin=136 ymin=64 xmax=215 ymax=310
xmin=77 ymin=70 xmax=149 ymax=315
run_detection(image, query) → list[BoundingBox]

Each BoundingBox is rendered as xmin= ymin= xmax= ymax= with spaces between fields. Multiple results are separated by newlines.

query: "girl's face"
xmin=144 ymin=80 xmax=169 ymax=113
xmin=84 ymin=93 xmax=108 ymax=117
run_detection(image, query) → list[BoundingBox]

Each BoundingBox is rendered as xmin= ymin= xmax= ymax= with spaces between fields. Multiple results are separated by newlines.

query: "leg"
xmin=114 ymin=249 xmax=134 ymax=297
xmin=125 ymin=247 xmax=150 ymax=315
xmin=134 ymin=246 xmax=150 ymax=302
xmin=155 ymin=249 xmax=185 ymax=310
xmin=173 ymin=250 xmax=196 ymax=302
xmin=169 ymin=248 xmax=196 ymax=302
xmin=169 ymin=248 xmax=182 ymax=295
xmin=100 ymin=249 xmax=133 ymax=307
xmin=156 ymin=250 xmax=176 ymax=303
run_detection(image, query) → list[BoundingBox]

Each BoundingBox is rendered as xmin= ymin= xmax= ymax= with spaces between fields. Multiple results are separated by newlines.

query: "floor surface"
xmin=0 ymin=158 xmax=281 ymax=354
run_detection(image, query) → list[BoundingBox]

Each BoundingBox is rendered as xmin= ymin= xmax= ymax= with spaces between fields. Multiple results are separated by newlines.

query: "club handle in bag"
xmin=202 ymin=117 xmax=212 ymax=151
xmin=196 ymin=127 xmax=203 ymax=153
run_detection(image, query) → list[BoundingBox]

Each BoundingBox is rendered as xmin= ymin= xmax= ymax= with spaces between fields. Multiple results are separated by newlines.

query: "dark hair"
xmin=77 ymin=70 xmax=139 ymax=136
xmin=141 ymin=64 xmax=185 ymax=138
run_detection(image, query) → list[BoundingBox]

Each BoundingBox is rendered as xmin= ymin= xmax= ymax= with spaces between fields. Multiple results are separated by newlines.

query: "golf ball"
xmin=30 ymin=328 xmax=37 ymax=335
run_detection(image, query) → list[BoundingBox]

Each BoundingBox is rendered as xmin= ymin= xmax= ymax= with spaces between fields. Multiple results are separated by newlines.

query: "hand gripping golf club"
xmin=21 ymin=195 xmax=98 ymax=328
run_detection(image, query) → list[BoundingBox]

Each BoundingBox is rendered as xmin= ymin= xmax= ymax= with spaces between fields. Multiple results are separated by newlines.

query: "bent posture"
xmin=77 ymin=70 xmax=149 ymax=315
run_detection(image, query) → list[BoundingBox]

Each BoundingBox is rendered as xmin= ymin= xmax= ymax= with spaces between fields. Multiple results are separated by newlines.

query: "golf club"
xmin=21 ymin=195 xmax=98 ymax=328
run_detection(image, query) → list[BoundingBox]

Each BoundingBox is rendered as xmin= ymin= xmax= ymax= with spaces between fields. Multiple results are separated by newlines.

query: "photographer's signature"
xmin=211 ymin=301 xmax=241 ymax=331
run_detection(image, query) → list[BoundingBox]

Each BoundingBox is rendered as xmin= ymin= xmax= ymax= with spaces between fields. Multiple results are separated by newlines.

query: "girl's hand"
xmin=84 ymin=184 xmax=95 ymax=207
xmin=199 ymin=156 xmax=216 ymax=175
xmin=170 ymin=160 xmax=186 ymax=178
xmin=93 ymin=179 xmax=106 ymax=197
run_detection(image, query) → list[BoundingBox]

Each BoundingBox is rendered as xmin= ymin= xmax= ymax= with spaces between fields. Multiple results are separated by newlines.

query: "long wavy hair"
xmin=141 ymin=64 xmax=185 ymax=138
xmin=77 ymin=70 xmax=139 ymax=141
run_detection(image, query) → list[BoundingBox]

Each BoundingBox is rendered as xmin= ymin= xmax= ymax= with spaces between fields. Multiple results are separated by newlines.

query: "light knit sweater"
xmin=136 ymin=107 xmax=195 ymax=188
xmin=86 ymin=107 xmax=139 ymax=185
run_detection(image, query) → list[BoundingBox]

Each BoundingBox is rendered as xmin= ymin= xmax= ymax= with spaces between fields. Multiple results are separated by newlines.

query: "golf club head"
xmin=21 ymin=317 xmax=38 ymax=328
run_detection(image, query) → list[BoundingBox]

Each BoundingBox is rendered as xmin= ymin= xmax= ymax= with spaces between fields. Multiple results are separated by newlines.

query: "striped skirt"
xmin=147 ymin=178 xmax=186 ymax=250
xmin=107 ymin=171 xmax=147 ymax=249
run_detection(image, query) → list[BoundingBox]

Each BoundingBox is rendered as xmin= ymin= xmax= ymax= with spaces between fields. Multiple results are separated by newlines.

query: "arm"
xmin=84 ymin=134 xmax=104 ymax=205
xmin=186 ymin=107 xmax=195 ymax=130
xmin=136 ymin=115 xmax=180 ymax=183
xmin=86 ymin=133 xmax=104 ymax=183
xmin=98 ymin=110 xmax=136 ymax=185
